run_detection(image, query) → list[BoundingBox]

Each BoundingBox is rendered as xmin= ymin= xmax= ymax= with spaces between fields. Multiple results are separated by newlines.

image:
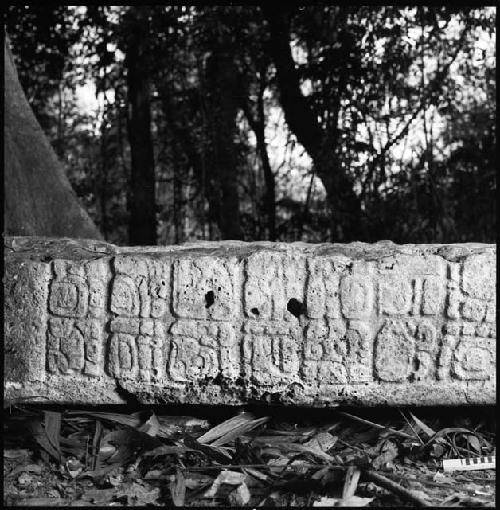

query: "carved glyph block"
xmin=375 ymin=319 xmax=439 ymax=382
xmin=167 ymin=320 xmax=239 ymax=382
xmin=108 ymin=319 xmax=166 ymax=382
xmin=447 ymin=255 xmax=496 ymax=323
xmin=244 ymin=252 xmax=306 ymax=320
xmin=305 ymin=257 xmax=341 ymax=318
xmin=47 ymin=258 xmax=111 ymax=377
xmin=302 ymin=319 xmax=373 ymax=384
xmin=3 ymin=237 xmax=496 ymax=406
xmin=377 ymin=254 xmax=446 ymax=317
xmin=48 ymin=318 xmax=105 ymax=377
xmin=173 ymin=257 xmax=240 ymax=320
xmin=438 ymin=322 xmax=496 ymax=381
xmin=243 ymin=322 xmax=301 ymax=385
xmin=340 ymin=261 xmax=375 ymax=318
xmin=111 ymin=256 xmax=171 ymax=319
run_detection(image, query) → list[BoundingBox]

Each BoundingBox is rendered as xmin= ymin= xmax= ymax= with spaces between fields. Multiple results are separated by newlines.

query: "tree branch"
xmin=369 ymin=18 xmax=470 ymax=171
xmin=262 ymin=6 xmax=324 ymax=161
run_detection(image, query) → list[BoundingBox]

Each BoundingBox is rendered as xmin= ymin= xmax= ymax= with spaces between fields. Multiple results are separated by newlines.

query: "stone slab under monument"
xmin=4 ymin=237 xmax=496 ymax=406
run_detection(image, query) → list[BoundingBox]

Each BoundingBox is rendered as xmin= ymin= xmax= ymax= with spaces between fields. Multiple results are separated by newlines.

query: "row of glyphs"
xmin=46 ymin=317 xmax=495 ymax=385
xmin=44 ymin=252 xmax=496 ymax=386
xmin=46 ymin=253 xmax=495 ymax=322
xmin=47 ymin=254 xmax=495 ymax=324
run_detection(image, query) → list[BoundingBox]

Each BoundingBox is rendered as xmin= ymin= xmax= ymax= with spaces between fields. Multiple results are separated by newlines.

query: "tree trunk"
xmin=160 ymin=90 xmax=219 ymax=240
xmin=257 ymin=121 xmax=276 ymax=242
xmin=263 ymin=7 xmax=363 ymax=242
xmin=241 ymin=80 xmax=276 ymax=241
xmin=124 ymin=8 xmax=157 ymax=245
xmin=4 ymin=37 xmax=102 ymax=239
xmin=98 ymin=99 xmax=109 ymax=240
xmin=172 ymin=141 xmax=182 ymax=244
xmin=204 ymin=50 xmax=243 ymax=240
xmin=319 ymin=157 xmax=363 ymax=242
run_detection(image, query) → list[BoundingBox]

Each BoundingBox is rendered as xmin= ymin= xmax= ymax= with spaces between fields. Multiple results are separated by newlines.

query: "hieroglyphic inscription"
xmin=377 ymin=254 xmax=446 ymax=317
xmin=47 ymin=259 xmax=109 ymax=376
xmin=244 ymin=252 xmax=306 ymax=320
xmin=108 ymin=319 xmax=165 ymax=381
xmin=302 ymin=319 xmax=373 ymax=384
xmin=375 ymin=319 xmax=439 ymax=382
xmin=438 ymin=322 xmax=496 ymax=381
xmin=9 ymin=237 xmax=491 ymax=405
xmin=340 ymin=262 xmax=375 ymax=319
xmin=243 ymin=322 xmax=300 ymax=385
xmin=108 ymin=256 xmax=172 ymax=381
xmin=303 ymin=320 xmax=348 ymax=384
xmin=111 ymin=256 xmax=171 ymax=319
xmin=447 ymin=255 xmax=496 ymax=323
xmin=47 ymin=318 xmax=104 ymax=376
xmin=305 ymin=258 xmax=341 ymax=319
xmin=373 ymin=253 xmax=449 ymax=382
xmin=168 ymin=320 xmax=239 ymax=382
xmin=173 ymin=257 xmax=240 ymax=320
xmin=438 ymin=253 xmax=496 ymax=381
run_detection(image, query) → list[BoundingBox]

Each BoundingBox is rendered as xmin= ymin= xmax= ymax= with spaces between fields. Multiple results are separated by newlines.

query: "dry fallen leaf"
xmin=372 ymin=439 xmax=399 ymax=470
xmin=119 ymin=481 xmax=161 ymax=506
xmin=342 ymin=466 xmax=361 ymax=499
xmin=16 ymin=497 xmax=69 ymax=506
xmin=170 ymin=468 xmax=186 ymax=507
xmin=137 ymin=413 xmax=160 ymax=437
xmin=204 ymin=470 xmax=246 ymax=498
xmin=466 ymin=434 xmax=482 ymax=453
xmin=313 ymin=495 xmax=373 ymax=507
xmin=79 ymin=488 xmax=117 ymax=505
xmin=198 ymin=413 xmax=269 ymax=447
xmin=3 ymin=405 xmax=495 ymax=508
xmin=304 ymin=431 xmax=338 ymax=453
xmin=409 ymin=412 xmax=436 ymax=438
xmin=8 ymin=463 xmax=43 ymax=478
xmin=18 ymin=472 xmax=35 ymax=485
xmin=65 ymin=457 xmax=83 ymax=478
xmin=4 ymin=449 xmax=32 ymax=460
xmin=228 ymin=482 xmax=251 ymax=506
xmin=26 ymin=419 xmax=61 ymax=462
xmin=433 ymin=471 xmax=454 ymax=484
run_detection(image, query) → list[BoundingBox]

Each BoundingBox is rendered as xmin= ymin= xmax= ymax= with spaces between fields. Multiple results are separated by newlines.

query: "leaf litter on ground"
xmin=3 ymin=404 xmax=495 ymax=507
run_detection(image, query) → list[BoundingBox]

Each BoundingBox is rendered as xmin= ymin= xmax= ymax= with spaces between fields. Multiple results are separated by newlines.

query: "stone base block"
xmin=4 ymin=237 xmax=496 ymax=406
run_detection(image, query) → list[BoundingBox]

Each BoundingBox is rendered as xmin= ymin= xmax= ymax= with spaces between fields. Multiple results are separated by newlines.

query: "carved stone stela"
xmin=4 ymin=238 xmax=496 ymax=405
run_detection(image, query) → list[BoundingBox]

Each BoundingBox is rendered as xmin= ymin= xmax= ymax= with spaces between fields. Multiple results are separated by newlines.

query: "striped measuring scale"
xmin=442 ymin=455 xmax=495 ymax=472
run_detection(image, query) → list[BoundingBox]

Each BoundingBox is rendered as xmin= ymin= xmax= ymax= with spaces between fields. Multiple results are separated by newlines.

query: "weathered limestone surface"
xmin=4 ymin=237 xmax=496 ymax=406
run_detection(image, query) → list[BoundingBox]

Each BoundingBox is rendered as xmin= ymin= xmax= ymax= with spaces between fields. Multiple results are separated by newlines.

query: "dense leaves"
xmin=5 ymin=6 xmax=496 ymax=244
xmin=3 ymin=406 xmax=495 ymax=506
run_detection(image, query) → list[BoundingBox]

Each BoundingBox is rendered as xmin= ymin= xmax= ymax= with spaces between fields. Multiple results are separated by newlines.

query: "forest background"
xmin=5 ymin=5 xmax=496 ymax=246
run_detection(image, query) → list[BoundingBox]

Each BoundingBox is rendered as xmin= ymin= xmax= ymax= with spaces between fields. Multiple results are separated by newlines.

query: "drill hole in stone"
xmin=251 ymin=307 xmax=260 ymax=316
xmin=287 ymin=298 xmax=303 ymax=319
xmin=205 ymin=291 xmax=215 ymax=309
xmin=413 ymin=357 xmax=421 ymax=373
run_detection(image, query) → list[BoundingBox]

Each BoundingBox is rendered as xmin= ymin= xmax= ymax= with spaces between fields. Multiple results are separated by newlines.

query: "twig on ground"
xmin=399 ymin=411 xmax=425 ymax=444
xmin=336 ymin=438 xmax=369 ymax=456
xmin=337 ymin=411 xmax=414 ymax=440
xmin=363 ymin=469 xmax=432 ymax=507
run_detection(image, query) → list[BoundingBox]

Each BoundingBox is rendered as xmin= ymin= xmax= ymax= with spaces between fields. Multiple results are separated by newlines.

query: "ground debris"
xmin=3 ymin=405 xmax=495 ymax=507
